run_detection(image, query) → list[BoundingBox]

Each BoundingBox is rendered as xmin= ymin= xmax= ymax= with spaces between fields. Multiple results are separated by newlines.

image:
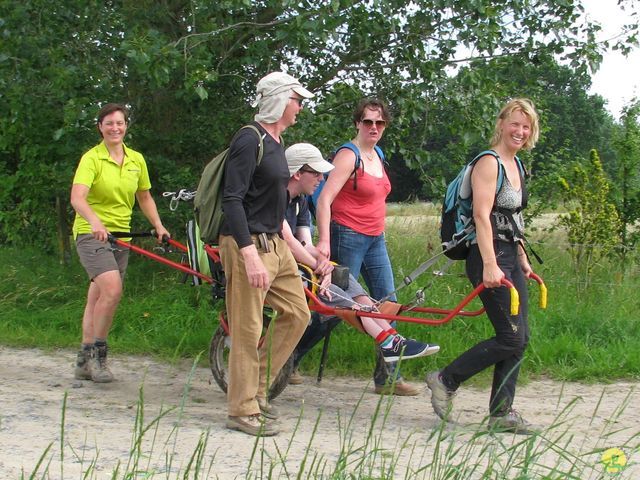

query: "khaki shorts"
xmin=76 ymin=234 xmax=129 ymax=281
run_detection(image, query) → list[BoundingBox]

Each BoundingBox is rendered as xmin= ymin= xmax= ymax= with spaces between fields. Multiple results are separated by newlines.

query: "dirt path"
xmin=0 ymin=346 xmax=637 ymax=479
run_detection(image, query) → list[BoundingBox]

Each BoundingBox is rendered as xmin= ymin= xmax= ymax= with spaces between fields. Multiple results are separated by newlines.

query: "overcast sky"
xmin=582 ymin=0 xmax=640 ymax=119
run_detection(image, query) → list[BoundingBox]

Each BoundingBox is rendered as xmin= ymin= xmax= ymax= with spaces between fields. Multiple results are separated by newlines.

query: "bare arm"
xmin=282 ymin=219 xmax=333 ymax=295
xmin=70 ymin=184 xmax=108 ymax=242
xmin=315 ymin=148 xmax=357 ymax=258
xmin=136 ymin=190 xmax=170 ymax=241
xmin=471 ymin=155 xmax=503 ymax=288
xmin=282 ymin=219 xmax=317 ymax=267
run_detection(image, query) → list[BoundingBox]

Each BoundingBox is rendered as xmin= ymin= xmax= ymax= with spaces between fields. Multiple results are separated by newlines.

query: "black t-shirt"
xmin=220 ymin=122 xmax=290 ymax=248
xmin=285 ymin=195 xmax=310 ymax=232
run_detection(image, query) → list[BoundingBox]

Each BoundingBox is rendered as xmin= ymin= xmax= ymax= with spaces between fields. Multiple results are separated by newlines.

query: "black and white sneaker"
xmin=381 ymin=336 xmax=440 ymax=363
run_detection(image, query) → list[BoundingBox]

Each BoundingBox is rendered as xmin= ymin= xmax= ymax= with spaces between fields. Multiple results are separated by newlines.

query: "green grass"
xmin=1 ymin=210 xmax=639 ymax=383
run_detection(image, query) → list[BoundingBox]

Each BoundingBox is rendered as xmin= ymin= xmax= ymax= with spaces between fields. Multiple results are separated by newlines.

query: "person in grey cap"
xmin=282 ymin=143 xmax=439 ymax=379
xmin=218 ymin=72 xmax=313 ymax=436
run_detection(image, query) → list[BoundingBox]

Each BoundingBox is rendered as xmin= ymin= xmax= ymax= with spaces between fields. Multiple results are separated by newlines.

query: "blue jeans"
xmin=330 ymin=222 xmax=396 ymax=302
xmin=330 ymin=221 xmax=401 ymax=386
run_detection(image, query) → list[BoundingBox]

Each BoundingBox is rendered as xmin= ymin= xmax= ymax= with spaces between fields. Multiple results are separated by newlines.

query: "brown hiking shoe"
xmin=374 ymin=381 xmax=420 ymax=396
xmin=74 ymin=349 xmax=92 ymax=380
xmin=288 ymin=368 xmax=303 ymax=385
xmin=257 ymin=399 xmax=279 ymax=420
xmin=226 ymin=414 xmax=279 ymax=436
xmin=90 ymin=344 xmax=114 ymax=383
xmin=488 ymin=409 xmax=537 ymax=435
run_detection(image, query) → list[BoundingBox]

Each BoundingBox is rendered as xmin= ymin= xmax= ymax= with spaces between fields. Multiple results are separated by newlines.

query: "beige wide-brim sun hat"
xmin=285 ymin=143 xmax=334 ymax=177
xmin=253 ymin=72 xmax=314 ymax=123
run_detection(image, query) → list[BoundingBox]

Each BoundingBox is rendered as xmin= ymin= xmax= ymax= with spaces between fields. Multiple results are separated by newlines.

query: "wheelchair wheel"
xmin=209 ymin=324 xmax=294 ymax=401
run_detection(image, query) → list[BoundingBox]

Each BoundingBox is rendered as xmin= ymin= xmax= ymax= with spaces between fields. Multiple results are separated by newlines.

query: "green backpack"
xmin=194 ymin=125 xmax=264 ymax=245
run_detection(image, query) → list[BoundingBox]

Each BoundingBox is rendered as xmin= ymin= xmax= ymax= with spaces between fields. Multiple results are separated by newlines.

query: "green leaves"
xmin=558 ymin=150 xmax=622 ymax=280
xmin=1 ymin=0 xmax=637 ymax=253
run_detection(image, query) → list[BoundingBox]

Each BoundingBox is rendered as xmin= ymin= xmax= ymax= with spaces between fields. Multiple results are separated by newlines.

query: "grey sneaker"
xmin=90 ymin=344 xmax=114 ymax=383
xmin=488 ymin=409 xmax=536 ymax=434
xmin=426 ymin=371 xmax=456 ymax=419
xmin=74 ymin=349 xmax=92 ymax=380
xmin=226 ymin=414 xmax=279 ymax=436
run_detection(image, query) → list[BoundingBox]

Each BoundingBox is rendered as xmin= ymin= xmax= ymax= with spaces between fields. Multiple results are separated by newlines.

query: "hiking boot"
xmin=488 ymin=409 xmax=536 ymax=434
xmin=90 ymin=344 xmax=114 ymax=383
xmin=74 ymin=349 xmax=92 ymax=380
xmin=374 ymin=381 xmax=420 ymax=396
xmin=381 ymin=336 xmax=440 ymax=363
xmin=226 ymin=414 xmax=279 ymax=436
xmin=288 ymin=368 xmax=303 ymax=385
xmin=257 ymin=399 xmax=279 ymax=420
xmin=426 ymin=371 xmax=456 ymax=419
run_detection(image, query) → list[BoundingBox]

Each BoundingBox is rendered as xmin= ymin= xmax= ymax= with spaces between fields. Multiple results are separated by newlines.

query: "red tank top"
xmin=331 ymin=168 xmax=391 ymax=236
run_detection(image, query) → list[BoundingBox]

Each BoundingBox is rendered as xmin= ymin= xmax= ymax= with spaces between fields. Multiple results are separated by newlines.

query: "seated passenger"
xmin=281 ymin=143 xmax=440 ymax=370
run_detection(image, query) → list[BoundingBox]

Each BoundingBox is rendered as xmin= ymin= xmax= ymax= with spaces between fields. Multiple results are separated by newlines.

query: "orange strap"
xmin=333 ymin=309 xmax=366 ymax=333
xmin=378 ymin=301 xmax=402 ymax=317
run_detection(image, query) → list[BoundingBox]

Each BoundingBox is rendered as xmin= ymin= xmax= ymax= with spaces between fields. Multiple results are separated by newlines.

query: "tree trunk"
xmin=56 ymin=195 xmax=72 ymax=265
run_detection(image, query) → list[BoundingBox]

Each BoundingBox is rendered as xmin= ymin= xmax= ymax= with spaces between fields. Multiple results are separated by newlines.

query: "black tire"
xmin=209 ymin=324 xmax=294 ymax=401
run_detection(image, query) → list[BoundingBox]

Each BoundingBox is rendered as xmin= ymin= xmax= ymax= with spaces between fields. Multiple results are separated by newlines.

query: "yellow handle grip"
xmin=510 ymin=287 xmax=520 ymax=316
xmin=539 ymin=283 xmax=548 ymax=309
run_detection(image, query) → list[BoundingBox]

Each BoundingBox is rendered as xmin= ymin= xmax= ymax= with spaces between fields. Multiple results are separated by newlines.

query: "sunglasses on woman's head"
xmin=360 ymin=119 xmax=386 ymax=128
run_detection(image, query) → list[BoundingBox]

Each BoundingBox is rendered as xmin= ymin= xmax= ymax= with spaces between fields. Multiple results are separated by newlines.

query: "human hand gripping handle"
xmin=482 ymin=262 xmax=505 ymax=289
xmin=313 ymin=255 xmax=334 ymax=277
xmin=151 ymin=226 xmax=171 ymax=243
xmin=90 ymin=219 xmax=109 ymax=243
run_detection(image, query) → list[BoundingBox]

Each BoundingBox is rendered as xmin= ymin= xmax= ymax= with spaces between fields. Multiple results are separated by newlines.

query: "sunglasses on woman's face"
xmin=360 ymin=119 xmax=386 ymax=128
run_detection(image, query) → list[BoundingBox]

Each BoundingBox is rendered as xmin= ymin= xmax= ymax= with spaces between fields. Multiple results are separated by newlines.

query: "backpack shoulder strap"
xmin=469 ymin=149 xmax=507 ymax=194
xmin=335 ymin=142 xmax=360 ymax=167
xmin=238 ymin=124 xmax=265 ymax=165
xmin=333 ymin=142 xmax=362 ymax=190
xmin=514 ymin=155 xmax=527 ymax=177
xmin=514 ymin=155 xmax=528 ymax=209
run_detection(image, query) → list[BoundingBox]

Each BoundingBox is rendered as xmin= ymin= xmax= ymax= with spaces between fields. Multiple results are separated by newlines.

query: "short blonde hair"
xmin=490 ymin=98 xmax=539 ymax=150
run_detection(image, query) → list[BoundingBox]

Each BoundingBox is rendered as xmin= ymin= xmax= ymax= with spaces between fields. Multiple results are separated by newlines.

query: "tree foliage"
xmin=0 ymin=0 xmax=637 ymax=252
xmin=611 ymin=102 xmax=640 ymax=263
xmin=558 ymin=150 xmax=621 ymax=281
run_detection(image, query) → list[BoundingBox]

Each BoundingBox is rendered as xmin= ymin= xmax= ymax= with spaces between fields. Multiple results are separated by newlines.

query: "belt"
xmin=251 ymin=232 xmax=281 ymax=252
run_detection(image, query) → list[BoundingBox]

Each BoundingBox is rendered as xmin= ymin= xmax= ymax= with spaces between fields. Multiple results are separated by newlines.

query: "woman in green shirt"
xmin=70 ymin=103 xmax=169 ymax=383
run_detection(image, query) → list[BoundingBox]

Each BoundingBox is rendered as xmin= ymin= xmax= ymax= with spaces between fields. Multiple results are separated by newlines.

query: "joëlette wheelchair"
xmin=107 ymin=229 xmax=546 ymax=400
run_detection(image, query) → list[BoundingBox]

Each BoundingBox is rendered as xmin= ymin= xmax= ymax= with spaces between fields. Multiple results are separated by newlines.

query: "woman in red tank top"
xmin=316 ymin=98 xmax=430 ymax=396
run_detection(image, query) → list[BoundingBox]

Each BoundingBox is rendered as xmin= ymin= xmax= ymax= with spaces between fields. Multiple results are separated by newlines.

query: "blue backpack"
xmin=440 ymin=150 xmax=527 ymax=260
xmin=308 ymin=142 xmax=385 ymax=217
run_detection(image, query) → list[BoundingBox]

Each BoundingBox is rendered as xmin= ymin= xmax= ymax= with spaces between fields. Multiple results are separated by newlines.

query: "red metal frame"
xmin=111 ymin=236 xmax=546 ymax=332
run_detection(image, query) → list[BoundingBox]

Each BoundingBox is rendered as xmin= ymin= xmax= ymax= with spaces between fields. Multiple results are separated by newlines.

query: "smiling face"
xmin=98 ymin=110 xmax=127 ymax=146
xmin=497 ymin=109 xmax=531 ymax=153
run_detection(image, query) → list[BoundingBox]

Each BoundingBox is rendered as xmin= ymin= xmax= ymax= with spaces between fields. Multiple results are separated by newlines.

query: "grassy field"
xmin=1 ymin=204 xmax=639 ymax=384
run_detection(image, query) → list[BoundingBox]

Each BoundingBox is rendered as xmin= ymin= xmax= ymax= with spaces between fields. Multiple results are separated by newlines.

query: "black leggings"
xmin=441 ymin=240 xmax=529 ymax=416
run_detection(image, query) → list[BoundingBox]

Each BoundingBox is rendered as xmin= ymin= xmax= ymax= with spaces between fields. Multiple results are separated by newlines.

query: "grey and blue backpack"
xmin=440 ymin=150 xmax=527 ymax=260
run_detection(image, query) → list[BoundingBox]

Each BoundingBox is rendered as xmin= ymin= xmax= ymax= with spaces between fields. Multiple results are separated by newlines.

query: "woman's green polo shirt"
xmin=72 ymin=141 xmax=151 ymax=238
